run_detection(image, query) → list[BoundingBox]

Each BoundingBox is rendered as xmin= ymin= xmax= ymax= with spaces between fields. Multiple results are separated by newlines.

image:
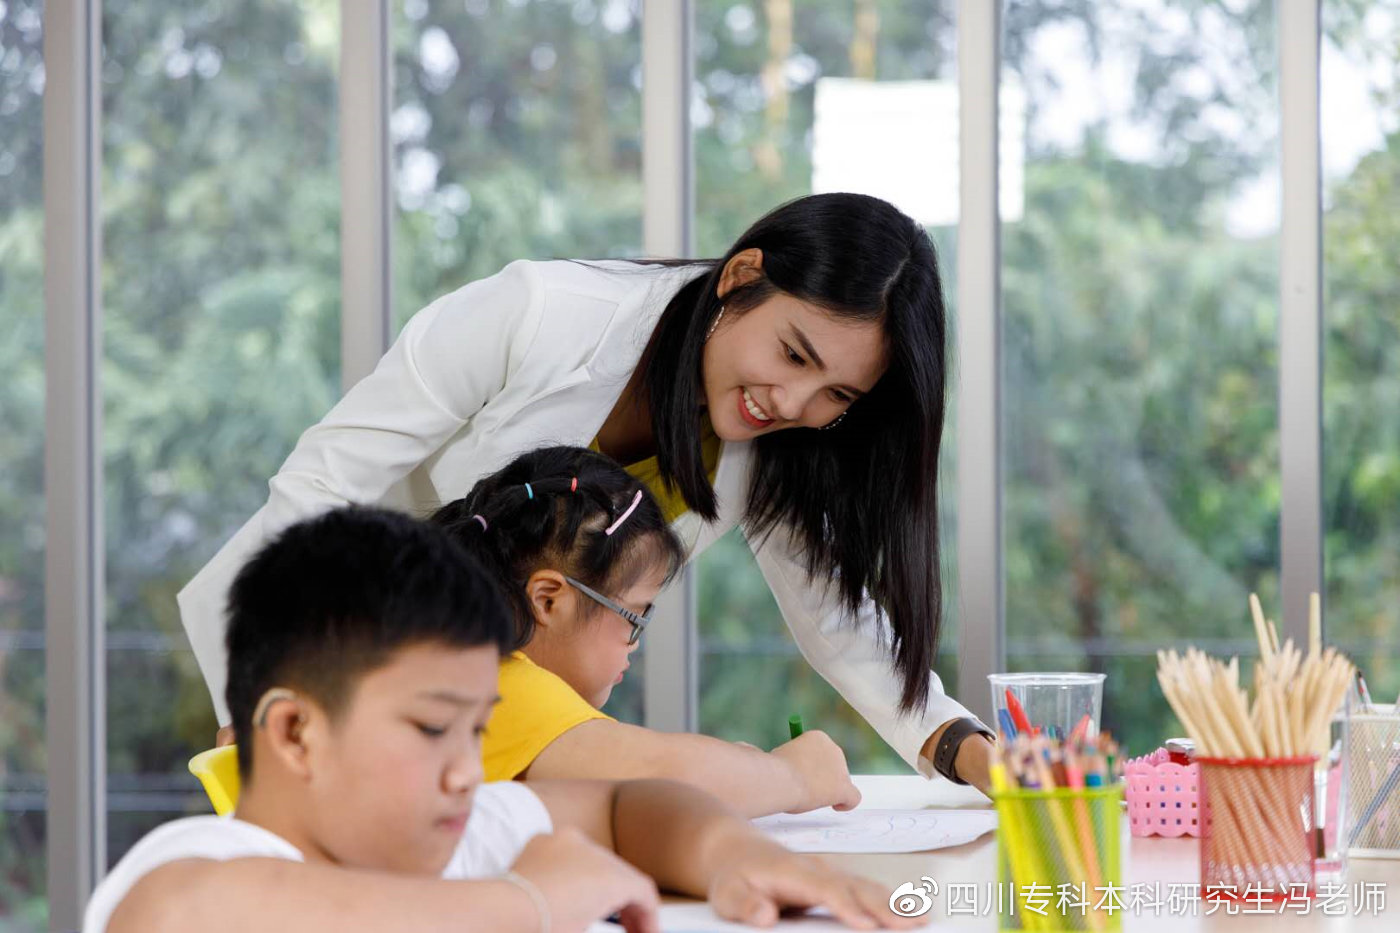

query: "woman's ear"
xmin=524 ymin=570 xmax=572 ymax=633
xmin=717 ymin=247 xmax=764 ymax=299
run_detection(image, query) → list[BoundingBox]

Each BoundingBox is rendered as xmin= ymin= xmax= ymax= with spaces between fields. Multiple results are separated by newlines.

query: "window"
xmin=0 ymin=2 xmax=46 ymax=926
xmin=392 ymin=0 xmax=645 ymax=720
xmin=1323 ymin=0 xmax=1400 ymax=706
xmin=101 ymin=1 xmax=341 ymax=863
xmin=694 ymin=1 xmax=959 ymax=769
xmin=392 ymin=0 xmax=644 ymax=326
xmin=1001 ymin=1 xmax=1281 ymax=752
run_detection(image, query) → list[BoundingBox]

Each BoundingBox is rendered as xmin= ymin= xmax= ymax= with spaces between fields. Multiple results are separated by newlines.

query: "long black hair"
xmin=431 ymin=446 xmax=686 ymax=647
xmin=638 ymin=192 xmax=949 ymax=713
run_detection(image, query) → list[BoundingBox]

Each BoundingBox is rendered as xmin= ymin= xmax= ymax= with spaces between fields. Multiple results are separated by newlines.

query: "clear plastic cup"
xmin=989 ymin=672 xmax=1105 ymax=741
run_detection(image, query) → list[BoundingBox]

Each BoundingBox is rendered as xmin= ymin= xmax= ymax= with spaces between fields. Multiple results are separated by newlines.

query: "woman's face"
xmin=701 ymin=249 xmax=889 ymax=442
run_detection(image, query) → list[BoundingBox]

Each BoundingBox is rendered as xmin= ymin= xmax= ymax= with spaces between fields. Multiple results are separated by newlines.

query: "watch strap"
xmin=931 ymin=717 xmax=994 ymax=785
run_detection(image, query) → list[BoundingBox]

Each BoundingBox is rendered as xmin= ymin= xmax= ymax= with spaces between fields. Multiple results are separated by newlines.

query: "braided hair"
xmin=431 ymin=446 xmax=686 ymax=648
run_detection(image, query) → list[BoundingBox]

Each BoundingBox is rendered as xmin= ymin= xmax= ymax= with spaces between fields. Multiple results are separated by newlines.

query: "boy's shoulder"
xmin=444 ymin=781 xmax=553 ymax=879
xmin=84 ymin=815 xmax=303 ymax=933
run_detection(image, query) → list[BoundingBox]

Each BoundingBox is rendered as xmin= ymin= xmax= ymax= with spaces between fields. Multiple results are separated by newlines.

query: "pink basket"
xmin=1125 ymin=748 xmax=1201 ymax=838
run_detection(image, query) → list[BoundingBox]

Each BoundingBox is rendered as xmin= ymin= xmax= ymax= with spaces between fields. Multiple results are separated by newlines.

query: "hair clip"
xmin=570 ymin=477 xmax=578 ymax=492
xmin=471 ymin=514 xmax=488 ymax=532
xmin=604 ymin=489 xmax=644 ymax=536
xmin=525 ymin=483 xmax=534 ymax=500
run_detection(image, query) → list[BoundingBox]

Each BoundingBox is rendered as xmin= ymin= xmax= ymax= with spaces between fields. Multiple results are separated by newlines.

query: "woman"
xmin=179 ymin=192 xmax=995 ymax=792
xmin=433 ymin=445 xmax=861 ymax=817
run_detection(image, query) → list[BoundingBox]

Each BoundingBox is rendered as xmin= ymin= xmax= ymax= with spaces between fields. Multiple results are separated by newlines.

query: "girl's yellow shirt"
xmin=483 ymin=651 xmax=613 ymax=781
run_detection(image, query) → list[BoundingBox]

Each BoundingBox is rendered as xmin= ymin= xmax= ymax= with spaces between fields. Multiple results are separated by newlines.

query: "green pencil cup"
xmin=993 ymin=785 xmax=1124 ymax=932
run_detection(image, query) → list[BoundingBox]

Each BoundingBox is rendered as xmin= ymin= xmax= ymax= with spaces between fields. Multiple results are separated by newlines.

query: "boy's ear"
xmin=523 ymin=570 xmax=572 ymax=632
xmin=260 ymin=695 xmax=317 ymax=782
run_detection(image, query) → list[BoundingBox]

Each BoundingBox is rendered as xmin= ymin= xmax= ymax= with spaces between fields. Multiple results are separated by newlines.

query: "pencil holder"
xmin=1344 ymin=703 xmax=1400 ymax=859
xmin=1124 ymin=749 xmax=1200 ymax=838
xmin=993 ymin=785 xmax=1124 ymax=932
xmin=1198 ymin=756 xmax=1316 ymax=898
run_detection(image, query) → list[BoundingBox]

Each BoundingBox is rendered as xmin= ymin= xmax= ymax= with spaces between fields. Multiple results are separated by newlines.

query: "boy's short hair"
xmin=224 ymin=506 xmax=513 ymax=778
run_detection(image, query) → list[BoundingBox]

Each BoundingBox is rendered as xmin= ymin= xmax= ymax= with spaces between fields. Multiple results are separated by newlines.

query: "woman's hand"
xmin=770 ymin=731 xmax=862 ymax=813
xmin=215 ymin=725 xmax=236 ymax=748
xmin=708 ymin=843 xmax=930 ymax=930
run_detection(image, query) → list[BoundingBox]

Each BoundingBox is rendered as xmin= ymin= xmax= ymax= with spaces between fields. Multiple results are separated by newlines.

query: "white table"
xmin=670 ymin=775 xmax=1400 ymax=931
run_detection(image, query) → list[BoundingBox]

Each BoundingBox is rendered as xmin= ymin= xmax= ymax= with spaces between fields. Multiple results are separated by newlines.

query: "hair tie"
xmin=570 ymin=477 xmax=578 ymax=492
xmin=471 ymin=514 xmax=488 ymax=532
xmin=604 ymin=489 xmax=644 ymax=537
xmin=525 ymin=483 xmax=534 ymax=500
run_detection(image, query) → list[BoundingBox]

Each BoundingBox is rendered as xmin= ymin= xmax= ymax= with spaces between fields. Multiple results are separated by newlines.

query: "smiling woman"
xmin=177 ymin=192 xmax=995 ymax=795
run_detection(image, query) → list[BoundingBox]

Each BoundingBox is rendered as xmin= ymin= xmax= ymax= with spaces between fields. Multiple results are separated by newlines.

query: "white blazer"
xmin=177 ymin=258 xmax=972 ymax=767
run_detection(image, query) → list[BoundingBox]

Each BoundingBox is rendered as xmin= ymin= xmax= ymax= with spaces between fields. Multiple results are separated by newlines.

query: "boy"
xmin=87 ymin=507 xmax=921 ymax=932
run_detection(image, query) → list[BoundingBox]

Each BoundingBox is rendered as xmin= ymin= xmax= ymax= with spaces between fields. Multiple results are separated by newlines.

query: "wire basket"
xmin=1198 ymin=756 xmax=1316 ymax=898
xmin=1346 ymin=704 xmax=1400 ymax=859
xmin=1124 ymin=749 xmax=1201 ymax=838
xmin=993 ymin=785 xmax=1124 ymax=931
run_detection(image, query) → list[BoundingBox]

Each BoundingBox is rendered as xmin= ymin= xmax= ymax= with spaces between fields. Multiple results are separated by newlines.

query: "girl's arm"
xmin=522 ymin=718 xmax=860 ymax=817
xmin=530 ymin=778 xmax=926 ymax=930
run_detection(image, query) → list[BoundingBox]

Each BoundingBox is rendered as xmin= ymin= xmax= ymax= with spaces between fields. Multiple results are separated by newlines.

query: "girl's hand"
xmin=770 ymin=731 xmax=861 ymax=813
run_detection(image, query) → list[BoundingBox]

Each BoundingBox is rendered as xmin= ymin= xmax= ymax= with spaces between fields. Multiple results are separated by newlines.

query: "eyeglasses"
xmin=563 ymin=576 xmax=653 ymax=646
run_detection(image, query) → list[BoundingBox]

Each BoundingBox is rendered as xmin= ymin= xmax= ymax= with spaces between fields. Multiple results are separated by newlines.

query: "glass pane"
xmin=393 ymin=0 xmax=645 ymax=721
xmin=694 ymin=1 xmax=959 ymax=772
xmin=392 ymin=0 xmax=644 ymax=328
xmin=0 ymin=1 xmax=47 ymax=927
xmin=1001 ymin=1 xmax=1281 ymax=754
xmin=102 ymin=1 xmax=341 ymax=863
xmin=1323 ymin=0 xmax=1400 ymax=706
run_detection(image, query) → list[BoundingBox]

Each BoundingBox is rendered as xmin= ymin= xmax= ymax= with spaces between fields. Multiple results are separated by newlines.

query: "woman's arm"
xmin=522 ymin=718 xmax=861 ymax=817
xmin=745 ymin=522 xmax=989 ymax=791
xmin=178 ymin=262 xmax=546 ymax=725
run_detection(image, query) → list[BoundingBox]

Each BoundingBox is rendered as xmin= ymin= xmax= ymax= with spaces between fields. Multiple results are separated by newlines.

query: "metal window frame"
xmin=640 ymin=0 xmax=698 ymax=733
xmin=341 ymin=0 xmax=394 ymax=388
xmin=957 ymin=0 xmax=1003 ymax=725
xmin=43 ymin=1 xmax=105 ymax=928
xmin=1278 ymin=0 xmax=1323 ymax=645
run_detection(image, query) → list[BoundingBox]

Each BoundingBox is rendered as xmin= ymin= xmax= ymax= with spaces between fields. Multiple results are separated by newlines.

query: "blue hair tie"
xmin=525 ymin=483 xmax=534 ymax=500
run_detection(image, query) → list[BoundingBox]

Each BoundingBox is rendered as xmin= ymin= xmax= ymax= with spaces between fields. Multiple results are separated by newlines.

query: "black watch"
xmin=921 ymin=717 xmax=995 ymax=785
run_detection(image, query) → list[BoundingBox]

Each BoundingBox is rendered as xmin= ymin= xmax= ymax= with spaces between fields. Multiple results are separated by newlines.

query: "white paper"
xmin=750 ymin=807 xmax=997 ymax=854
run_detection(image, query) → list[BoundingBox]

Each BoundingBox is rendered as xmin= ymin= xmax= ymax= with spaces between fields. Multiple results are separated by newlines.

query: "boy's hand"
xmin=511 ymin=828 xmax=661 ymax=933
xmin=708 ymin=844 xmax=929 ymax=930
xmin=770 ymin=731 xmax=861 ymax=813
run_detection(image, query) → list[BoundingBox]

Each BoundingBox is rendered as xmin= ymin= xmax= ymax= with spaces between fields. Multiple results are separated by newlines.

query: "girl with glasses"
xmin=432 ymin=445 xmax=861 ymax=818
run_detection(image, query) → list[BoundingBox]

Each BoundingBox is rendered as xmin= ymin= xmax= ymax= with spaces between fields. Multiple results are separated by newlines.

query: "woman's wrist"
xmin=920 ymin=720 xmax=995 ymax=794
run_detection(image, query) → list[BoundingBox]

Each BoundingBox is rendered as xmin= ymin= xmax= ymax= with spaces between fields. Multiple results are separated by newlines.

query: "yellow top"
xmin=483 ymin=651 xmax=613 ymax=781
xmin=591 ymin=417 xmax=722 ymax=524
